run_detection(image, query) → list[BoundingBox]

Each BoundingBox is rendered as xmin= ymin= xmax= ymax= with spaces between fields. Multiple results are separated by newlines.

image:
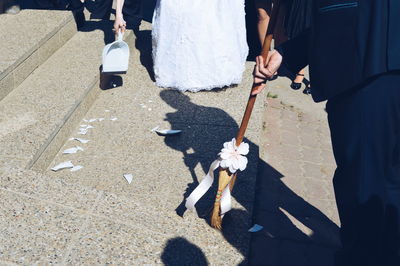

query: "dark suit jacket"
xmin=277 ymin=0 xmax=400 ymax=102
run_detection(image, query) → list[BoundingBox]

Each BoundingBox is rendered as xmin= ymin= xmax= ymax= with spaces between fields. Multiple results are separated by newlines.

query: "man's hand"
xmin=252 ymin=50 xmax=283 ymax=95
xmin=114 ymin=15 xmax=126 ymax=34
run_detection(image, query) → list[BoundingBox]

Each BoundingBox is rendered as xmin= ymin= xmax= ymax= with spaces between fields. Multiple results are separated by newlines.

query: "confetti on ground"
xmin=110 ymin=117 xmax=118 ymax=121
xmin=69 ymin=138 xmax=90 ymax=144
xmin=70 ymin=165 xmax=83 ymax=172
xmin=98 ymin=118 xmax=105 ymax=121
xmin=155 ymin=129 xmax=182 ymax=136
xmin=105 ymin=110 xmax=110 ymax=112
xmin=124 ymin=173 xmax=133 ymax=184
xmin=51 ymin=161 xmax=74 ymax=171
xmin=248 ymin=224 xmax=264 ymax=233
xmin=63 ymin=146 xmax=84 ymax=154
xmin=151 ymin=126 xmax=160 ymax=132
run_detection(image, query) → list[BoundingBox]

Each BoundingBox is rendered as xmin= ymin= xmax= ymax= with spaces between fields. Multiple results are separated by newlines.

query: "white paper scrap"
xmin=148 ymin=100 xmax=153 ymax=103
xmin=83 ymin=119 xmax=89 ymax=122
xmin=248 ymin=224 xmax=264 ymax=233
xmin=110 ymin=117 xmax=118 ymax=121
xmin=89 ymin=118 xmax=97 ymax=123
xmin=98 ymin=118 xmax=105 ymax=121
xmin=78 ymin=129 xmax=88 ymax=135
xmin=80 ymin=124 xmax=88 ymax=127
xmin=70 ymin=165 xmax=83 ymax=172
xmin=70 ymin=138 xmax=90 ymax=144
xmin=51 ymin=161 xmax=74 ymax=171
xmin=105 ymin=110 xmax=110 ymax=112
xmin=151 ymin=126 xmax=160 ymax=132
xmin=148 ymin=108 xmax=152 ymax=111
xmin=63 ymin=146 xmax=84 ymax=154
xmin=155 ymin=129 xmax=182 ymax=136
xmin=124 ymin=173 xmax=133 ymax=184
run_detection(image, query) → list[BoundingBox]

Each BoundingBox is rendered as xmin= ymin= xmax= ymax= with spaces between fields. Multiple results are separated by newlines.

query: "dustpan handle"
xmin=117 ymin=30 xmax=124 ymax=42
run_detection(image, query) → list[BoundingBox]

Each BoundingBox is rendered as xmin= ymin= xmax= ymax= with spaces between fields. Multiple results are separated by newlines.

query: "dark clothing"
xmin=277 ymin=0 xmax=400 ymax=102
xmin=284 ymin=0 xmax=312 ymax=38
xmin=275 ymin=1 xmax=400 ymax=264
xmin=86 ymin=0 xmax=142 ymax=24
xmin=327 ymin=72 xmax=400 ymax=265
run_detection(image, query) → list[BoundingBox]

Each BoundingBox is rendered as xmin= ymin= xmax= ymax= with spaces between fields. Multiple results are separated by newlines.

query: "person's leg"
xmin=327 ymin=72 xmax=400 ymax=266
xmin=123 ymin=0 xmax=142 ymax=32
xmin=255 ymin=0 xmax=271 ymax=46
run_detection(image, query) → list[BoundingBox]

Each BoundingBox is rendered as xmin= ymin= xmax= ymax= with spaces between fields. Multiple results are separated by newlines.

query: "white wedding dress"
xmin=152 ymin=0 xmax=249 ymax=92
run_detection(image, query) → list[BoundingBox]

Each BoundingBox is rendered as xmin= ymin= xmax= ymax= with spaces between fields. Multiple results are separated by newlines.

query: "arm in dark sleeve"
xmin=275 ymin=29 xmax=310 ymax=75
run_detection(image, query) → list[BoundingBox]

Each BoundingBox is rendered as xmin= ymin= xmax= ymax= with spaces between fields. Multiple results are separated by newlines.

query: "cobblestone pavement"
xmin=249 ymin=78 xmax=341 ymax=266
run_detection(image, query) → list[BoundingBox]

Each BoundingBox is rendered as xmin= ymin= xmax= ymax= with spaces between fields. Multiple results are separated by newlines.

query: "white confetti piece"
xmin=151 ymin=126 xmax=160 ymax=132
xmin=155 ymin=129 xmax=182 ymax=136
xmin=78 ymin=129 xmax=88 ymax=135
xmin=124 ymin=173 xmax=133 ymax=184
xmin=148 ymin=100 xmax=153 ymax=103
xmin=89 ymin=118 xmax=97 ymax=123
xmin=248 ymin=224 xmax=264 ymax=233
xmin=63 ymin=146 xmax=84 ymax=154
xmin=110 ymin=117 xmax=118 ymax=121
xmin=148 ymin=108 xmax=152 ymax=111
xmin=69 ymin=137 xmax=90 ymax=144
xmin=98 ymin=118 xmax=105 ymax=121
xmin=51 ymin=161 xmax=74 ymax=171
xmin=70 ymin=165 xmax=83 ymax=172
xmin=80 ymin=124 xmax=88 ymax=127
xmin=105 ymin=110 xmax=110 ymax=112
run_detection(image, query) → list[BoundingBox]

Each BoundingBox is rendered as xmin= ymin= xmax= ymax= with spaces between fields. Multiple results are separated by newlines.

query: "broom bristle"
xmin=211 ymin=202 xmax=222 ymax=229
xmin=211 ymin=169 xmax=232 ymax=229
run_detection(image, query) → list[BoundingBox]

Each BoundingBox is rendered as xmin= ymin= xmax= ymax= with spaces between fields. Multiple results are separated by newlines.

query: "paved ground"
xmin=0 ymin=4 xmax=342 ymax=265
xmin=249 ymin=76 xmax=341 ymax=265
xmin=43 ymin=22 xmax=263 ymax=265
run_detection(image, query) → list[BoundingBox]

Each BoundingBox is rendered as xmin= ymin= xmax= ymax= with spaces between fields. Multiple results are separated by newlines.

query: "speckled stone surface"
xmin=0 ymin=19 xmax=132 ymax=170
xmin=0 ymin=9 xmax=75 ymax=100
xmin=43 ymin=21 xmax=264 ymax=265
xmin=0 ymin=15 xmax=264 ymax=266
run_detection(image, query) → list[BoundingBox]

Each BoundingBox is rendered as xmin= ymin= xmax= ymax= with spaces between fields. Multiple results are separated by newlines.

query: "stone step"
xmin=0 ymin=18 xmax=135 ymax=171
xmin=0 ymin=9 xmax=77 ymax=101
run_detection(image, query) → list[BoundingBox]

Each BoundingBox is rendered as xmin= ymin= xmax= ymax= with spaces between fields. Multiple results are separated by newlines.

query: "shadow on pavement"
xmin=161 ymin=237 xmax=208 ymax=266
xmin=160 ymin=89 xmax=340 ymax=265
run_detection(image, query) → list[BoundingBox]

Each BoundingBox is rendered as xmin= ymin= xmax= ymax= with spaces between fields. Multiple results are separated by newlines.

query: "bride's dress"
xmin=152 ymin=0 xmax=249 ymax=92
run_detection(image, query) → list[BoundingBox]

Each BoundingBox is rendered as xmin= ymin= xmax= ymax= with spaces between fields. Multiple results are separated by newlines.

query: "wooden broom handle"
xmin=235 ymin=1 xmax=281 ymax=146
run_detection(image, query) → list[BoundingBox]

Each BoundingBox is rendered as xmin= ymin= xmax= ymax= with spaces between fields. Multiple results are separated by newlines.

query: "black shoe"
xmin=290 ymin=81 xmax=302 ymax=90
xmin=290 ymin=73 xmax=305 ymax=90
xmin=303 ymin=86 xmax=312 ymax=95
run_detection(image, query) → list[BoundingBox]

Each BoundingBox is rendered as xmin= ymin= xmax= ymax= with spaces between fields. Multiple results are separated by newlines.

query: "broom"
xmin=210 ymin=1 xmax=281 ymax=229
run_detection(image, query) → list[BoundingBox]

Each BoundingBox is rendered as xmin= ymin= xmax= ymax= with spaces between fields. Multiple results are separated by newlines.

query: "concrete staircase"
xmin=0 ymin=8 xmax=265 ymax=265
xmin=0 ymin=9 xmax=134 ymax=171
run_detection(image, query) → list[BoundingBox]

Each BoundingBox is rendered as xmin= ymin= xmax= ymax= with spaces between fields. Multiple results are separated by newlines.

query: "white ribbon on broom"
xmin=185 ymin=138 xmax=249 ymax=215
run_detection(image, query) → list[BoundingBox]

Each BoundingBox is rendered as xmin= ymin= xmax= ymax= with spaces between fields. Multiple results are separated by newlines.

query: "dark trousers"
xmin=87 ymin=0 xmax=142 ymax=26
xmin=327 ymin=72 xmax=400 ymax=266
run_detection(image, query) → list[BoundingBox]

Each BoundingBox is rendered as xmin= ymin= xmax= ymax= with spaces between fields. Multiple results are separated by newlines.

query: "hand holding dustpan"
xmin=184 ymin=1 xmax=281 ymax=229
xmin=102 ymin=30 xmax=130 ymax=74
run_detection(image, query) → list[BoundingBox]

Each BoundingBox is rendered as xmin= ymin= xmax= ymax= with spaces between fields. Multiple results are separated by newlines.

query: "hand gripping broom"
xmin=185 ymin=1 xmax=281 ymax=229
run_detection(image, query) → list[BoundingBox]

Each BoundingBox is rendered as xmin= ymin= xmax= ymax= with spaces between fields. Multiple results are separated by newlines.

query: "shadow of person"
xmin=248 ymin=160 xmax=340 ymax=266
xmin=135 ymin=29 xmax=155 ymax=81
xmin=161 ymin=237 xmax=208 ymax=266
xmin=159 ymin=89 xmax=245 ymax=216
xmin=160 ymin=89 xmax=340 ymax=264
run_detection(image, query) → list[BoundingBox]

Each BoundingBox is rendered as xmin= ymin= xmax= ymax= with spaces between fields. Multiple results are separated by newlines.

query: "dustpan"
xmin=102 ymin=30 xmax=130 ymax=73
